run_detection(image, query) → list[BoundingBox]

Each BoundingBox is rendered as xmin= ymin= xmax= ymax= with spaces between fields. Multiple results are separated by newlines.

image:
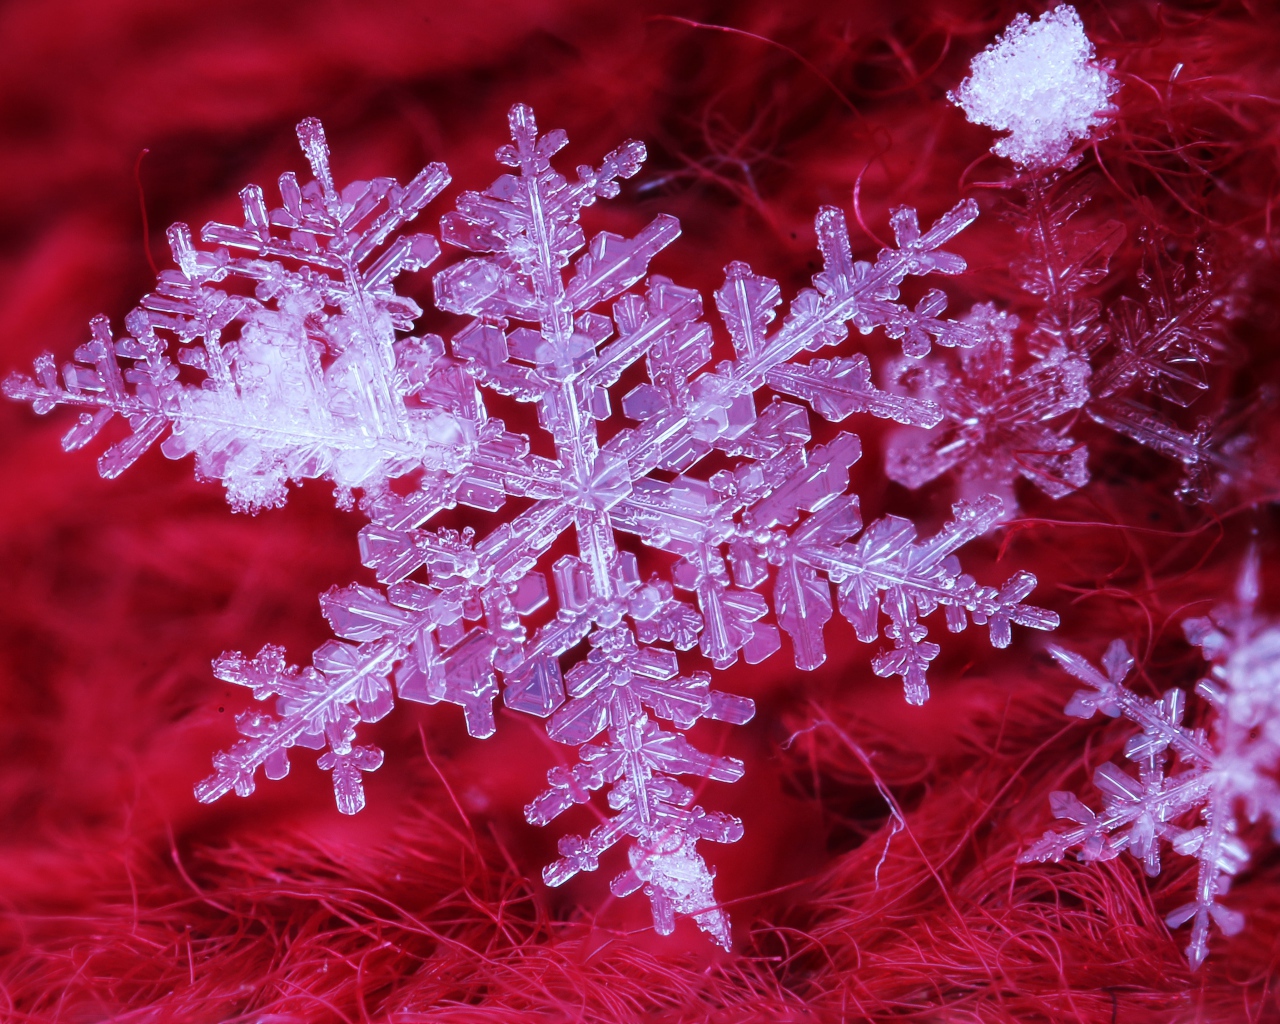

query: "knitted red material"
xmin=1 ymin=2 xmax=1277 ymax=1020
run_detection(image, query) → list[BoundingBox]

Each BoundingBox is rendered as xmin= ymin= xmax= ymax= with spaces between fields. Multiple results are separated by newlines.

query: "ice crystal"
xmin=888 ymin=8 xmax=1235 ymax=512
xmin=893 ymin=83 xmax=1233 ymax=512
xmin=949 ymin=5 xmax=1118 ymax=169
xmin=886 ymin=302 xmax=1091 ymax=508
xmin=5 ymin=106 xmax=1059 ymax=946
xmin=1021 ymin=552 xmax=1279 ymax=968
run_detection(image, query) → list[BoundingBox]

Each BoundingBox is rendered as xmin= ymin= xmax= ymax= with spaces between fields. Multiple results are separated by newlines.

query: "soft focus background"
xmin=0 ymin=1 xmax=1277 ymax=1021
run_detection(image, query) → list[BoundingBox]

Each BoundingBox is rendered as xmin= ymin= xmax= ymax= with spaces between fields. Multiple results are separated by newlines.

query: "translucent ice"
xmin=6 ymin=106 xmax=1058 ymax=946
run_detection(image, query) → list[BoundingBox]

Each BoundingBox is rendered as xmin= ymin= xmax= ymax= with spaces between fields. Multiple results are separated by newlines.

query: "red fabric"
xmin=1 ymin=1 xmax=1277 ymax=1020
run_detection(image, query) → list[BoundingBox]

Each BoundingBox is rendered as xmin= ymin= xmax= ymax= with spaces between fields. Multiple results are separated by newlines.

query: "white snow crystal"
xmin=1022 ymin=551 xmax=1279 ymax=968
xmin=949 ymin=5 xmax=1118 ymax=168
xmin=5 ymin=106 xmax=1061 ymax=947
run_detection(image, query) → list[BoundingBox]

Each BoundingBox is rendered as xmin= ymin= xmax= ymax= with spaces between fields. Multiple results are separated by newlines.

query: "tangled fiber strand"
xmin=1 ymin=1 xmax=1279 ymax=1021
xmin=3 ymin=797 xmax=807 ymax=1023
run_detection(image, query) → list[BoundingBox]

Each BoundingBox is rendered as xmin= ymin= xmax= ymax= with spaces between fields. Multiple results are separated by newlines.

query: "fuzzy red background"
xmin=1 ymin=1 xmax=1278 ymax=1021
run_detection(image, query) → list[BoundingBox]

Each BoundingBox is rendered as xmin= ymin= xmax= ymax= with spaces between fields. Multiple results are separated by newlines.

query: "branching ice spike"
xmin=1022 ymin=557 xmax=1279 ymax=967
xmin=6 ymin=105 xmax=1058 ymax=946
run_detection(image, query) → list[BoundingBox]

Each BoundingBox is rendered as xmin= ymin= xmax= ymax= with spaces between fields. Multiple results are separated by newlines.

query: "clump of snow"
xmin=949 ymin=5 xmax=1118 ymax=168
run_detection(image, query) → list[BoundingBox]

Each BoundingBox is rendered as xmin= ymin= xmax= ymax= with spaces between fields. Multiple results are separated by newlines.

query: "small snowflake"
xmin=886 ymin=302 xmax=1091 ymax=510
xmin=1021 ymin=552 xmax=1278 ymax=968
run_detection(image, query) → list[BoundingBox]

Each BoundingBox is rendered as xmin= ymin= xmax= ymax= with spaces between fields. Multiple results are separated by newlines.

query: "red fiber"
xmin=132 ymin=148 xmax=156 ymax=279
xmin=1 ymin=2 xmax=1278 ymax=1021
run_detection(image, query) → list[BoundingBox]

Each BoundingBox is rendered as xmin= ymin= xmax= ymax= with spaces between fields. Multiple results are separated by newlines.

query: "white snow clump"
xmin=949 ymin=5 xmax=1118 ymax=168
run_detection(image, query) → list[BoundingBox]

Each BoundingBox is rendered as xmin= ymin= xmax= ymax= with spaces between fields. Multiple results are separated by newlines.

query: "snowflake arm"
xmin=2 ymin=315 xmax=176 ymax=481
xmin=1090 ymin=243 xmax=1228 ymax=408
xmin=819 ymin=495 xmax=1056 ymax=704
xmin=1080 ymin=243 xmax=1234 ymax=500
xmin=194 ymin=641 xmax=398 ymax=813
xmin=1085 ymin=399 xmax=1223 ymax=501
xmin=527 ymin=631 xmax=752 ymax=948
xmin=4 ymin=120 xmax=458 ymax=512
xmin=766 ymin=353 xmax=942 ymax=427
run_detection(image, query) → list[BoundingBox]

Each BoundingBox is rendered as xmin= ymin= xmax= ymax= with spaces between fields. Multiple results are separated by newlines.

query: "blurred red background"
xmin=0 ymin=1 xmax=1277 ymax=1021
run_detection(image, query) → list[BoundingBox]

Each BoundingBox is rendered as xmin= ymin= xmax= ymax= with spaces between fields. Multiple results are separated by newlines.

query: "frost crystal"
xmin=5 ymin=106 xmax=1059 ymax=946
xmin=949 ymin=5 xmax=1118 ymax=168
xmin=886 ymin=302 xmax=1091 ymax=508
xmin=888 ymin=148 xmax=1233 ymax=511
xmin=1021 ymin=553 xmax=1279 ymax=968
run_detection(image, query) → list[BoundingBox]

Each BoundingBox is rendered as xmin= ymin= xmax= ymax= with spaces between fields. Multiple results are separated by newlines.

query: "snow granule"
xmin=949 ymin=5 xmax=1118 ymax=168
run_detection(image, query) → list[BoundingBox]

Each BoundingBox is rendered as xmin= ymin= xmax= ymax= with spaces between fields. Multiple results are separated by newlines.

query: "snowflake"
xmin=902 ymin=8 xmax=1235 ymax=512
xmin=881 ymin=234 xmax=1231 ymax=510
xmin=5 ymin=106 xmax=1059 ymax=946
xmin=882 ymin=172 xmax=1109 ymax=512
xmin=948 ymin=4 xmax=1118 ymax=169
xmin=1021 ymin=552 xmax=1279 ymax=968
xmin=886 ymin=302 xmax=1091 ymax=509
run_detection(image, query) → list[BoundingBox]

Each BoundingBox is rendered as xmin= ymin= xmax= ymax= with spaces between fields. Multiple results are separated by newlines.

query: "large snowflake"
xmin=5 ymin=106 xmax=1058 ymax=946
xmin=1021 ymin=552 xmax=1279 ymax=968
